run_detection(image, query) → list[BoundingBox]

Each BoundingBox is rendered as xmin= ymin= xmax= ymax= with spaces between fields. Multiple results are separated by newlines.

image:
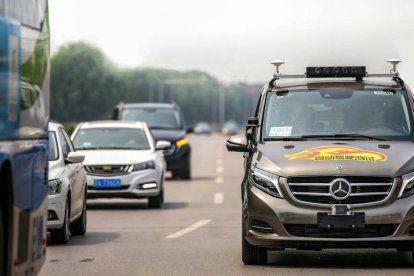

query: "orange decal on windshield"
xmin=285 ymin=146 xmax=387 ymax=162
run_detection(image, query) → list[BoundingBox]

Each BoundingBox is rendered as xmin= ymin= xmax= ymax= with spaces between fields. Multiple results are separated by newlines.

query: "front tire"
xmin=50 ymin=199 xmax=70 ymax=244
xmin=242 ymin=215 xmax=268 ymax=265
xmin=148 ymin=189 xmax=164 ymax=209
xmin=70 ymin=191 xmax=87 ymax=236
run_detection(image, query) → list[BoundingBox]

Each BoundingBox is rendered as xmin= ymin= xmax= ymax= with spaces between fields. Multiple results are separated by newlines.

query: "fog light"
xmin=48 ymin=211 xmax=58 ymax=221
xmin=142 ymin=183 xmax=157 ymax=189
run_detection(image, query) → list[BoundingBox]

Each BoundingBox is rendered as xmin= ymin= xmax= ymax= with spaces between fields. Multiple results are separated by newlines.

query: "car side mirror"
xmin=187 ymin=127 xmax=194 ymax=133
xmin=156 ymin=140 xmax=171 ymax=150
xmin=226 ymin=134 xmax=248 ymax=152
xmin=66 ymin=152 xmax=85 ymax=164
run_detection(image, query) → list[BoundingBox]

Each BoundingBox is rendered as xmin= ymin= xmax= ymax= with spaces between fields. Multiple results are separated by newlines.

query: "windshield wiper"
xmin=301 ymin=134 xmax=387 ymax=141
xmin=263 ymin=137 xmax=307 ymax=141
xmin=149 ymin=126 xmax=178 ymax=130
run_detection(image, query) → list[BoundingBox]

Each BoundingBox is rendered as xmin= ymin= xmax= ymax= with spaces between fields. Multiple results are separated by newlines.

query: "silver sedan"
xmin=48 ymin=122 xmax=87 ymax=244
xmin=71 ymin=121 xmax=169 ymax=208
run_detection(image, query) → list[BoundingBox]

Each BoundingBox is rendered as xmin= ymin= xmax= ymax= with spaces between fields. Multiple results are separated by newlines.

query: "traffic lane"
xmin=40 ymin=134 xmax=230 ymax=275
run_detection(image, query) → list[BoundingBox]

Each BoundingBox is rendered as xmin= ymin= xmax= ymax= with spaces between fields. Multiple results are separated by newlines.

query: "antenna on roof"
xmin=270 ymin=60 xmax=285 ymax=77
xmin=387 ymin=58 xmax=402 ymax=75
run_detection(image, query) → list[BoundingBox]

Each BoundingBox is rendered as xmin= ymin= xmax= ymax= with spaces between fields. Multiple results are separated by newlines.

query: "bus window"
xmin=0 ymin=0 xmax=4 ymax=16
xmin=22 ymin=0 xmax=39 ymax=29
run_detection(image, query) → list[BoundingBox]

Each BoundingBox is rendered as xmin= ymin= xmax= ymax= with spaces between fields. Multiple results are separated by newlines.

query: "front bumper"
xmin=86 ymin=169 xmax=161 ymax=199
xmin=245 ymin=178 xmax=414 ymax=250
xmin=47 ymin=191 xmax=67 ymax=230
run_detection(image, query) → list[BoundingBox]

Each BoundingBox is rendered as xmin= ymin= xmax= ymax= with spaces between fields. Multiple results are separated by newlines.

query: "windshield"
xmin=120 ymin=108 xmax=183 ymax=130
xmin=262 ymin=89 xmax=414 ymax=141
xmin=48 ymin=131 xmax=59 ymax=161
xmin=73 ymin=128 xmax=150 ymax=150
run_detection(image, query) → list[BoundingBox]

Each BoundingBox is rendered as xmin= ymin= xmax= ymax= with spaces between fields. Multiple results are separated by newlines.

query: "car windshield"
xmin=262 ymin=89 xmax=414 ymax=141
xmin=120 ymin=108 xmax=183 ymax=129
xmin=48 ymin=131 xmax=59 ymax=161
xmin=73 ymin=128 xmax=150 ymax=150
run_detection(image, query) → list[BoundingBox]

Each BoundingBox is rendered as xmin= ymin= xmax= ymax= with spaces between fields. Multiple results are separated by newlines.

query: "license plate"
xmin=93 ymin=179 xmax=121 ymax=188
xmin=317 ymin=212 xmax=365 ymax=228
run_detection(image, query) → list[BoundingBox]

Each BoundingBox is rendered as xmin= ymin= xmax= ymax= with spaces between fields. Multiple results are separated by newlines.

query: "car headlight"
xmin=48 ymin=179 xmax=62 ymax=195
xmin=399 ymin=172 xmax=414 ymax=198
xmin=250 ymin=167 xmax=283 ymax=198
xmin=176 ymin=137 xmax=189 ymax=147
xmin=129 ymin=161 xmax=156 ymax=172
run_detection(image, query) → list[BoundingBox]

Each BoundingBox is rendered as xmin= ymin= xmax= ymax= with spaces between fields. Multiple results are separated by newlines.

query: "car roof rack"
xmin=267 ymin=59 xmax=404 ymax=91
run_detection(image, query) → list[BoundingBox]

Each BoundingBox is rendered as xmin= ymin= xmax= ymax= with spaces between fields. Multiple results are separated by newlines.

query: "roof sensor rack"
xmin=306 ymin=66 xmax=366 ymax=79
xmin=268 ymin=59 xmax=403 ymax=90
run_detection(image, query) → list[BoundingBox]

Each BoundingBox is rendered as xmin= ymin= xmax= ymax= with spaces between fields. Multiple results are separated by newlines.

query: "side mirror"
xmin=226 ymin=134 xmax=248 ymax=152
xmin=66 ymin=152 xmax=85 ymax=164
xmin=156 ymin=140 xmax=171 ymax=150
xmin=247 ymin=117 xmax=259 ymax=126
xmin=186 ymin=127 xmax=194 ymax=133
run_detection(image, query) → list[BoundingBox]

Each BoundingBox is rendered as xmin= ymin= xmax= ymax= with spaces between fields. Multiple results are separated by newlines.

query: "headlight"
xmin=250 ymin=167 xmax=283 ymax=198
xmin=48 ymin=179 xmax=62 ymax=195
xmin=176 ymin=137 xmax=189 ymax=147
xmin=399 ymin=172 xmax=414 ymax=198
xmin=129 ymin=161 xmax=155 ymax=172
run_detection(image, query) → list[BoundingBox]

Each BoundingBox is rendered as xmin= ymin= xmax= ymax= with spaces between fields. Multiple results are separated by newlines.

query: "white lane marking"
xmin=216 ymin=176 xmax=224 ymax=184
xmin=165 ymin=220 xmax=212 ymax=239
xmin=217 ymin=159 xmax=223 ymax=165
xmin=214 ymin=193 xmax=224 ymax=204
xmin=216 ymin=167 xmax=223 ymax=173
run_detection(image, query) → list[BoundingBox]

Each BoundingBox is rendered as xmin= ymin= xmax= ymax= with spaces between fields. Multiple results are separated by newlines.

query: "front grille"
xmin=284 ymin=224 xmax=398 ymax=238
xmin=85 ymin=165 xmax=131 ymax=176
xmin=287 ymin=176 xmax=393 ymax=205
xmin=88 ymin=185 xmax=130 ymax=190
xmin=251 ymin=220 xmax=273 ymax=233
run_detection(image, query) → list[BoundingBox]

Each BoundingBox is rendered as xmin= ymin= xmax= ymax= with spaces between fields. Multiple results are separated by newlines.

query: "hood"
xmin=48 ymin=160 xmax=63 ymax=180
xmin=255 ymin=140 xmax=414 ymax=177
xmin=150 ymin=129 xmax=186 ymax=142
xmin=77 ymin=150 xmax=155 ymax=165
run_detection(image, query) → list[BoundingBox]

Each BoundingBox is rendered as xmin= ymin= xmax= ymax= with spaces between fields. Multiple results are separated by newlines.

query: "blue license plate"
xmin=93 ymin=179 xmax=121 ymax=188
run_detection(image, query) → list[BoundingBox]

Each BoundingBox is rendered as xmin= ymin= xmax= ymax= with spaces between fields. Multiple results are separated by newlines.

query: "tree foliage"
xmin=51 ymin=42 xmax=257 ymax=127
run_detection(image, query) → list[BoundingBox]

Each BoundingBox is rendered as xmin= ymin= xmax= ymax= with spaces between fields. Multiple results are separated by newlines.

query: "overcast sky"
xmin=50 ymin=0 xmax=414 ymax=84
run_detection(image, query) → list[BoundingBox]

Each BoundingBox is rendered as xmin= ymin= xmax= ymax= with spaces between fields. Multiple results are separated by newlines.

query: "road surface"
xmin=40 ymin=134 xmax=413 ymax=275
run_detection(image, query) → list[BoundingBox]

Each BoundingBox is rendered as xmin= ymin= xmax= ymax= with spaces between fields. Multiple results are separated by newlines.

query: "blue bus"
xmin=0 ymin=1 xmax=50 ymax=275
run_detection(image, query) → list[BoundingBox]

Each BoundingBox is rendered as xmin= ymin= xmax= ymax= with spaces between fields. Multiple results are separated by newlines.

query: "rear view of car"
xmin=71 ymin=121 xmax=169 ymax=208
xmin=113 ymin=103 xmax=191 ymax=179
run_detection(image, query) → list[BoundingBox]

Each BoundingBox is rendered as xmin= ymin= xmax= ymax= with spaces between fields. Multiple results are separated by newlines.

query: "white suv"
xmin=48 ymin=122 xmax=87 ymax=244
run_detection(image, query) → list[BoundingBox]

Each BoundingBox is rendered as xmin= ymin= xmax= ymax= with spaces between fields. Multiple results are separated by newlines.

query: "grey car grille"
xmin=85 ymin=165 xmax=131 ymax=176
xmin=287 ymin=176 xmax=394 ymax=205
xmin=284 ymin=224 xmax=398 ymax=238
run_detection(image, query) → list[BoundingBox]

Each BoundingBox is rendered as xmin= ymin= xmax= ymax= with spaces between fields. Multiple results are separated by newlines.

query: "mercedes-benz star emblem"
xmin=329 ymin=178 xmax=351 ymax=200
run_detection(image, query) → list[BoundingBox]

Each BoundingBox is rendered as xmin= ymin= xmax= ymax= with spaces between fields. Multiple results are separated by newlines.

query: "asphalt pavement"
xmin=39 ymin=134 xmax=414 ymax=276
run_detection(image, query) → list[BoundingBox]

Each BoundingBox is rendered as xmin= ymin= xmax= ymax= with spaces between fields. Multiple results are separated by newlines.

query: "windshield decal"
xmin=269 ymin=126 xmax=292 ymax=137
xmin=374 ymin=91 xmax=394 ymax=96
xmin=285 ymin=146 xmax=388 ymax=162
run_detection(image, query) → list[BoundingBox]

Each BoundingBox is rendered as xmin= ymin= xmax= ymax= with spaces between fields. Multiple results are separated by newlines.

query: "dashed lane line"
xmin=214 ymin=193 xmax=224 ymax=204
xmin=216 ymin=176 xmax=224 ymax=184
xmin=165 ymin=220 xmax=212 ymax=239
xmin=216 ymin=166 xmax=223 ymax=173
